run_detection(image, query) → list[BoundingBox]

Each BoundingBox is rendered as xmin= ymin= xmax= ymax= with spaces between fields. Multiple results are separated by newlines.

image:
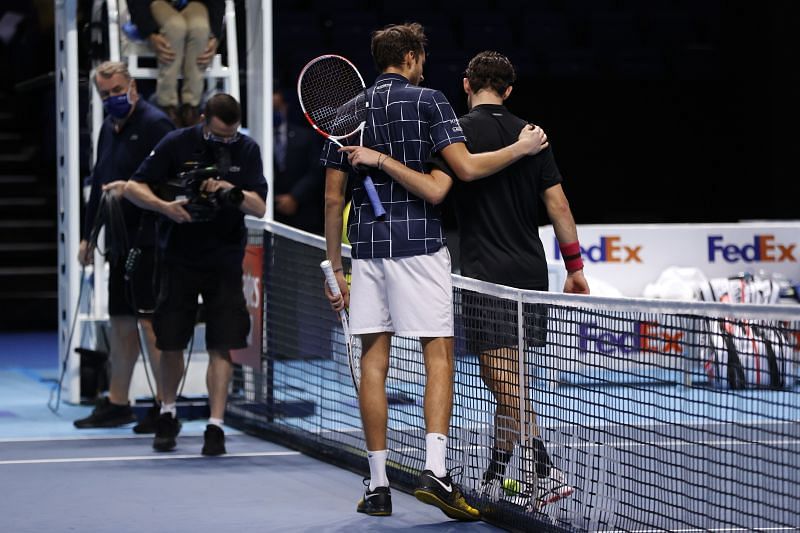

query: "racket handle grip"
xmin=320 ymin=260 xmax=342 ymax=296
xmin=363 ymin=176 xmax=386 ymax=219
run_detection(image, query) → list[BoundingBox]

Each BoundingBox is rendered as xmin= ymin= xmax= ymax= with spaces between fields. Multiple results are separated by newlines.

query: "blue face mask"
xmin=103 ymin=89 xmax=132 ymax=119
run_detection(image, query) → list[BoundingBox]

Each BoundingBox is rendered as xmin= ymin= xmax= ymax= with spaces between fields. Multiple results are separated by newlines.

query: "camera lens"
xmin=217 ymin=186 xmax=244 ymax=207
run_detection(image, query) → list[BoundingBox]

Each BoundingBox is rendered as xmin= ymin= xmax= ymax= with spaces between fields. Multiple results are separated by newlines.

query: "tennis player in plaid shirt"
xmin=322 ymin=22 xmax=547 ymax=520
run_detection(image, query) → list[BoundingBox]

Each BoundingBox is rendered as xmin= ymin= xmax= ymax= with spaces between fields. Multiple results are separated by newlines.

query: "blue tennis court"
xmin=0 ymin=332 xmax=504 ymax=532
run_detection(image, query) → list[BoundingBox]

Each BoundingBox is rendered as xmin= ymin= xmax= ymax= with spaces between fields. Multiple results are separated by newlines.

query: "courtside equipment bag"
xmin=704 ymin=318 xmax=795 ymax=389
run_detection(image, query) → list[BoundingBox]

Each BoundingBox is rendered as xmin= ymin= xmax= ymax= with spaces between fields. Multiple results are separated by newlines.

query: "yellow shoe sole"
xmin=413 ymin=489 xmax=481 ymax=521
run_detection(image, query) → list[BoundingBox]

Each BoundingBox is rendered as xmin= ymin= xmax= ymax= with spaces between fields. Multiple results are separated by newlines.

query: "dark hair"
xmin=465 ymin=51 xmax=516 ymax=96
xmin=204 ymin=93 xmax=241 ymax=125
xmin=370 ymin=22 xmax=427 ymax=72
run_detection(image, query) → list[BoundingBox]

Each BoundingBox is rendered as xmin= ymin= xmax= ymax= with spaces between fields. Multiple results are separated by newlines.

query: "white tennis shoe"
xmin=536 ymin=467 xmax=575 ymax=507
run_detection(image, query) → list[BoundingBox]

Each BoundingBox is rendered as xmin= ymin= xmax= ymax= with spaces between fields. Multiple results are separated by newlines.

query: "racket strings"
xmin=299 ymin=56 xmax=366 ymax=137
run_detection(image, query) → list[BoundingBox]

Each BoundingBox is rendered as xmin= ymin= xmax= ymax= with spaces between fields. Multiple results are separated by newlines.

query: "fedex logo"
xmin=579 ymin=321 xmax=683 ymax=354
xmin=707 ymin=235 xmax=796 ymax=263
xmin=554 ymin=236 xmax=642 ymax=263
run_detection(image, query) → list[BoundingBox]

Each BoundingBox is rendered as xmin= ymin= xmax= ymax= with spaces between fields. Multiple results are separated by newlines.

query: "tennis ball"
xmin=502 ymin=478 xmax=522 ymax=496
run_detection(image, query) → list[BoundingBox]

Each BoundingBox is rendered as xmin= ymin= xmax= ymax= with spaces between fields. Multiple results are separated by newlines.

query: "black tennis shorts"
xmin=108 ymin=247 xmax=156 ymax=317
xmin=153 ymin=261 xmax=250 ymax=352
xmin=461 ymin=291 xmax=548 ymax=355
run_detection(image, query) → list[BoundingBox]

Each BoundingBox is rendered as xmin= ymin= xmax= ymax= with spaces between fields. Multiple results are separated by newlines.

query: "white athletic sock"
xmin=425 ymin=433 xmax=448 ymax=477
xmin=208 ymin=417 xmax=224 ymax=429
xmin=160 ymin=402 xmax=177 ymax=417
xmin=367 ymin=449 xmax=389 ymax=491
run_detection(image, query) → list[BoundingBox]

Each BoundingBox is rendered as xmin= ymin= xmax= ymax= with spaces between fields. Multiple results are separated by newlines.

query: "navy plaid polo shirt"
xmin=320 ymin=73 xmax=466 ymax=259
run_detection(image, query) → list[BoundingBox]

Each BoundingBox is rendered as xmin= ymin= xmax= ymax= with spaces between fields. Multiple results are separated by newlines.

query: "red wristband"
xmin=559 ymin=241 xmax=584 ymax=273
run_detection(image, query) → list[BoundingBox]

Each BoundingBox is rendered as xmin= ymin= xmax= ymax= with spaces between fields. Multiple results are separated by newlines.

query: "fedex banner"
xmin=539 ymin=223 xmax=800 ymax=297
xmin=232 ymin=243 xmax=264 ymax=368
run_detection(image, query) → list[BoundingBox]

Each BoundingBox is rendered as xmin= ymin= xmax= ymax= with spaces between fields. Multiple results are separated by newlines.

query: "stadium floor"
xmin=0 ymin=332 xmax=504 ymax=533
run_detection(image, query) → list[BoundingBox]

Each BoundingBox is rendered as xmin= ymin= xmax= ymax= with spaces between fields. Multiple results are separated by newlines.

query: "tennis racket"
xmin=320 ymin=259 xmax=361 ymax=392
xmin=298 ymin=54 xmax=386 ymax=219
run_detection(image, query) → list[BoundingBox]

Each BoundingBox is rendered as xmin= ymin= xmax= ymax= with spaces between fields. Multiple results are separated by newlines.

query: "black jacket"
xmin=273 ymin=122 xmax=325 ymax=235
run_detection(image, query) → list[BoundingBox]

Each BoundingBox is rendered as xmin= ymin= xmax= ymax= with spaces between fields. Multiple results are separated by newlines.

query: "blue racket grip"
xmin=363 ymin=175 xmax=386 ymax=219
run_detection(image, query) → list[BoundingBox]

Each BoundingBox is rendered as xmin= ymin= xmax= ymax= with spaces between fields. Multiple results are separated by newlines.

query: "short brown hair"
xmin=465 ymin=51 xmax=516 ymax=96
xmin=94 ymin=60 xmax=130 ymax=88
xmin=204 ymin=93 xmax=241 ymax=125
xmin=370 ymin=23 xmax=428 ymax=72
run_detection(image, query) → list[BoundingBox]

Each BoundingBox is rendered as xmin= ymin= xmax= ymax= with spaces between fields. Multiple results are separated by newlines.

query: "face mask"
xmin=103 ymin=88 xmax=132 ymax=119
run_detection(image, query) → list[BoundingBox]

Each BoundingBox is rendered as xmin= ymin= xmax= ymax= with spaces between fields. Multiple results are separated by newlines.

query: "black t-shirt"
xmin=132 ymin=124 xmax=268 ymax=270
xmin=83 ymin=100 xmax=174 ymax=248
xmin=432 ymin=104 xmax=562 ymax=289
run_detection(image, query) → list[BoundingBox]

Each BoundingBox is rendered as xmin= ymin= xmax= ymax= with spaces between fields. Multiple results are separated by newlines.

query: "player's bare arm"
xmin=123 ymin=180 xmax=192 ymax=224
xmin=323 ymin=167 xmax=349 ymax=310
xmin=542 ymin=184 xmax=590 ymax=295
xmin=439 ymin=124 xmax=548 ymax=182
xmin=340 ymin=146 xmax=453 ymax=205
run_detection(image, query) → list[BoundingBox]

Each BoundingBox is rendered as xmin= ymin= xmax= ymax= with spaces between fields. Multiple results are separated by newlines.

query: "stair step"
xmin=0 ymin=197 xmax=53 ymax=220
xmin=0 ymin=266 xmax=58 ymax=293
xmin=0 ymin=242 xmax=58 ymax=267
xmin=0 ymin=145 xmax=39 ymax=172
xmin=0 ymin=145 xmax=37 ymax=162
xmin=0 ymin=111 xmax=13 ymax=129
xmin=0 ymin=197 xmax=46 ymax=206
xmin=0 ymin=219 xmax=56 ymax=243
xmin=0 ymin=175 xmax=37 ymax=183
xmin=0 ymin=130 xmax=29 ymax=153
xmin=0 ymin=266 xmax=58 ymax=275
xmin=0 ymin=132 xmax=22 ymax=142
xmin=0 ymin=242 xmax=57 ymax=251
xmin=0 ymin=219 xmax=55 ymax=228
xmin=0 ymin=174 xmax=44 ymax=195
xmin=0 ymin=290 xmax=58 ymax=298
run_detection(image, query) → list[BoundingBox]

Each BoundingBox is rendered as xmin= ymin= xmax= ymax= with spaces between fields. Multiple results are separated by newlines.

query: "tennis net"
xmin=227 ymin=221 xmax=800 ymax=532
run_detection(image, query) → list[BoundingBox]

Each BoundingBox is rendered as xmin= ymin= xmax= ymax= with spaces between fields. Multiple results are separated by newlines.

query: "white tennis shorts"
xmin=349 ymin=246 xmax=453 ymax=337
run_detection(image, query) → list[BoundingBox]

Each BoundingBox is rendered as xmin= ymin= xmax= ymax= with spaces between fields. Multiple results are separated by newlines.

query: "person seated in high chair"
xmin=127 ymin=0 xmax=224 ymax=127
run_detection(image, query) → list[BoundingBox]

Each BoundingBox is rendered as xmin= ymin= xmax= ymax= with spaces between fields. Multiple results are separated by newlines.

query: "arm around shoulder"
xmin=439 ymin=125 xmax=548 ymax=181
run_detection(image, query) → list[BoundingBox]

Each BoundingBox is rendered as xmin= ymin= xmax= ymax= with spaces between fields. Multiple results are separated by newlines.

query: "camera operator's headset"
xmin=49 ymin=190 xmax=193 ymax=413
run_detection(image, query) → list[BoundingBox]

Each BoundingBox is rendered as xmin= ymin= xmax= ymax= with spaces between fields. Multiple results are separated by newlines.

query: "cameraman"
xmin=124 ymin=94 xmax=267 ymax=455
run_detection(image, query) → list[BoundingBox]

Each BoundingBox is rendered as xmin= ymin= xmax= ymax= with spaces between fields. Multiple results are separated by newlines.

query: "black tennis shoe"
xmin=152 ymin=412 xmax=181 ymax=452
xmin=73 ymin=397 xmax=136 ymax=428
xmin=201 ymin=424 xmax=226 ymax=456
xmin=414 ymin=469 xmax=480 ymax=521
xmin=356 ymin=478 xmax=392 ymax=516
xmin=132 ymin=403 xmax=160 ymax=434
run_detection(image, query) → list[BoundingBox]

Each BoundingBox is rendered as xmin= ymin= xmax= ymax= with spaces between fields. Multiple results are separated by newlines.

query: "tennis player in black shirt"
xmin=344 ymin=50 xmax=589 ymax=511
